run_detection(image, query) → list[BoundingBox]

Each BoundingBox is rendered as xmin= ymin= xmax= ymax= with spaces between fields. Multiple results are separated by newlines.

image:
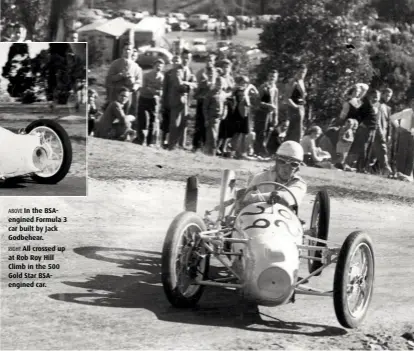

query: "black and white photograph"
xmin=1 ymin=0 xmax=414 ymax=350
xmin=0 ymin=41 xmax=87 ymax=196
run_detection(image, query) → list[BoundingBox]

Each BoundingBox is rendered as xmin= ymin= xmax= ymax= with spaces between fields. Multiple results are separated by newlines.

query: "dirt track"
xmin=1 ymin=178 xmax=413 ymax=350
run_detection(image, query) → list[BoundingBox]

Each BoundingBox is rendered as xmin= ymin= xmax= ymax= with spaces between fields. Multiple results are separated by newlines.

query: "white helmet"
xmin=276 ymin=141 xmax=304 ymax=162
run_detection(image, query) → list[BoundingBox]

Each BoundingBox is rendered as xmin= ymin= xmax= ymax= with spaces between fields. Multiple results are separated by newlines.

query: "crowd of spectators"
xmin=88 ymin=40 xmax=413 ymax=180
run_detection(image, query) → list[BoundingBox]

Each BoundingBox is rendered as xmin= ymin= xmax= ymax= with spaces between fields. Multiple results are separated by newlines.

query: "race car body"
xmin=0 ymin=127 xmax=48 ymax=179
xmin=233 ymin=202 xmax=303 ymax=306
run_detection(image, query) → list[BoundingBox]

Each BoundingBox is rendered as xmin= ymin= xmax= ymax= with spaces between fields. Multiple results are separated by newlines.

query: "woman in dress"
xmin=285 ymin=64 xmax=308 ymax=143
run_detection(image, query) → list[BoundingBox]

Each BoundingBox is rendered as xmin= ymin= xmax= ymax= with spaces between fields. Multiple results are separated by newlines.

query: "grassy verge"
xmin=88 ymin=137 xmax=414 ymax=205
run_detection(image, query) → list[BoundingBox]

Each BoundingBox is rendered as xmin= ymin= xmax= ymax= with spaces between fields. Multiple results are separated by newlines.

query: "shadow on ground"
xmin=49 ymin=246 xmax=347 ymax=337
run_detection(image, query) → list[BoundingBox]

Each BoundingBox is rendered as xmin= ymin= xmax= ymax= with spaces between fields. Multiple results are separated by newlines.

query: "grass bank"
xmin=88 ymin=137 xmax=414 ymax=205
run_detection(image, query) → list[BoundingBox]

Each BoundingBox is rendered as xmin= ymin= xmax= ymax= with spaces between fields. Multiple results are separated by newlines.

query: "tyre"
xmin=333 ymin=231 xmax=375 ymax=329
xmin=25 ymin=119 xmax=73 ymax=184
xmin=184 ymin=176 xmax=198 ymax=212
xmin=161 ymin=211 xmax=209 ymax=308
xmin=308 ymin=190 xmax=330 ymax=275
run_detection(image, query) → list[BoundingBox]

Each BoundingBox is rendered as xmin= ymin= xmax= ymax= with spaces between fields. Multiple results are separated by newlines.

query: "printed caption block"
xmin=7 ymin=207 xmax=67 ymax=289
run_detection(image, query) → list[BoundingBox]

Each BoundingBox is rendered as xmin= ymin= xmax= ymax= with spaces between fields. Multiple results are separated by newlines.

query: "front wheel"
xmin=161 ymin=211 xmax=209 ymax=308
xmin=333 ymin=231 xmax=375 ymax=329
xmin=25 ymin=119 xmax=73 ymax=184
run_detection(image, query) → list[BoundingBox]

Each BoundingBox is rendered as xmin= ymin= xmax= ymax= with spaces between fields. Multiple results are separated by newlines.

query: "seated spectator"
xmin=301 ymin=126 xmax=331 ymax=167
xmin=267 ymin=119 xmax=290 ymax=155
xmin=94 ymin=87 xmax=136 ymax=141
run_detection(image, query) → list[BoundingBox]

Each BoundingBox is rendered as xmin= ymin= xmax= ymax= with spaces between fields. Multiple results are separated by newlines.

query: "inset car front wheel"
xmin=161 ymin=211 xmax=209 ymax=308
xmin=25 ymin=119 xmax=72 ymax=184
xmin=308 ymin=190 xmax=330 ymax=275
xmin=333 ymin=231 xmax=375 ymax=329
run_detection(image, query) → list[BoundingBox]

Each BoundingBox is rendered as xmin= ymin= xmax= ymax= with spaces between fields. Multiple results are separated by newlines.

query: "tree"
xmin=368 ymin=33 xmax=414 ymax=112
xmin=256 ymin=0 xmax=374 ymax=123
xmin=13 ymin=0 xmax=50 ymax=41
xmin=1 ymin=43 xmax=36 ymax=100
xmin=371 ymin=0 xmax=414 ymax=24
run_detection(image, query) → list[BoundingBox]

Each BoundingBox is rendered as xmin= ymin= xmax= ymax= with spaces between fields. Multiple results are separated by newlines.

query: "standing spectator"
xmin=137 ymin=59 xmax=165 ymax=146
xmin=203 ymin=76 xmax=228 ymax=156
xmin=161 ymin=55 xmax=182 ymax=147
xmin=217 ymin=59 xmax=235 ymax=154
xmin=94 ymin=87 xmax=135 ymax=140
xmin=129 ymin=49 xmax=140 ymax=121
xmin=285 ymin=64 xmax=308 ymax=143
xmin=389 ymin=108 xmax=414 ymax=179
xmin=214 ymin=25 xmax=219 ymax=40
xmin=336 ymin=83 xmax=369 ymax=125
xmin=193 ymin=54 xmax=219 ymax=152
xmin=87 ymin=89 xmax=100 ymax=136
xmin=67 ymin=30 xmax=78 ymax=42
xmin=267 ymin=119 xmax=290 ymax=155
xmin=179 ymin=50 xmax=197 ymax=148
xmin=345 ymin=89 xmax=381 ymax=173
xmin=231 ymin=76 xmax=257 ymax=159
xmin=301 ymin=126 xmax=331 ymax=167
xmin=105 ymin=42 xmax=143 ymax=108
xmin=167 ymin=51 xmax=197 ymax=150
xmin=336 ymin=119 xmax=355 ymax=169
xmin=254 ymin=69 xmax=279 ymax=157
xmin=371 ymin=88 xmax=393 ymax=174
xmin=227 ymin=25 xmax=233 ymax=40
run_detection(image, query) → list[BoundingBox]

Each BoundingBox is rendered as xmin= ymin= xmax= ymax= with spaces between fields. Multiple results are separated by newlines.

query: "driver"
xmin=238 ymin=141 xmax=307 ymax=209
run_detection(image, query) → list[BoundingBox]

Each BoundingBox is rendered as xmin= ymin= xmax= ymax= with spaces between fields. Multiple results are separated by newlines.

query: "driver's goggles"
xmin=276 ymin=157 xmax=301 ymax=168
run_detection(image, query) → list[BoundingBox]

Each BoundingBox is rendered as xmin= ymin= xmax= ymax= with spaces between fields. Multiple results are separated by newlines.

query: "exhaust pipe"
xmin=32 ymin=146 xmax=49 ymax=171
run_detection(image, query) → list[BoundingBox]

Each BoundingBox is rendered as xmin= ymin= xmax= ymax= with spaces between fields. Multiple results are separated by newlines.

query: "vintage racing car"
xmin=0 ymin=119 xmax=72 ymax=184
xmin=161 ymin=170 xmax=375 ymax=329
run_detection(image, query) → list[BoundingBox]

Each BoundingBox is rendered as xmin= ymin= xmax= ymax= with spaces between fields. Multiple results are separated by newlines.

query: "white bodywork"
xmin=232 ymin=202 xmax=303 ymax=306
xmin=0 ymin=127 xmax=46 ymax=178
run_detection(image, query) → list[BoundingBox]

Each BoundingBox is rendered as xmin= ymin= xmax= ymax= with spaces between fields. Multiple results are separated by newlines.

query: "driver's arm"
xmin=239 ymin=174 xmax=307 ymax=208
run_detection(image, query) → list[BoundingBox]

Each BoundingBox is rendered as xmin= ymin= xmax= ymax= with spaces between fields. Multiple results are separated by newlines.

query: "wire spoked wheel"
xmin=333 ymin=231 xmax=375 ymax=328
xmin=25 ymin=119 xmax=72 ymax=184
xmin=162 ymin=211 xmax=209 ymax=308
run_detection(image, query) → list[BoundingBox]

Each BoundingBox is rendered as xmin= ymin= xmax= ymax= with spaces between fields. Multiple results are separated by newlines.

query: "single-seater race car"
xmin=0 ymin=119 xmax=72 ymax=184
xmin=161 ymin=170 xmax=375 ymax=329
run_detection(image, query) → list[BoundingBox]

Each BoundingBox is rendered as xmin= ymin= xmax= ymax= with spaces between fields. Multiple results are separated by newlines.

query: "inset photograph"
xmin=0 ymin=42 xmax=87 ymax=196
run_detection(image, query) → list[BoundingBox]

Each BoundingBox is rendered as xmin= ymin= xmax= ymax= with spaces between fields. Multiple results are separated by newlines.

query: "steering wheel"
xmin=239 ymin=181 xmax=299 ymax=214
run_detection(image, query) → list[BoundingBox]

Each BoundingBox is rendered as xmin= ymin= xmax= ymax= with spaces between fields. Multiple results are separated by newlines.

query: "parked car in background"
xmin=170 ymin=13 xmax=186 ymax=21
xmin=137 ymin=47 xmax=173 ymax=68
xmin=188 ymin=14 xmax=210 ymax=31
xmin=171 ymin=21 xmax=190 ymax=31
xmin=191 ymin=38 xmax=208 ymax=60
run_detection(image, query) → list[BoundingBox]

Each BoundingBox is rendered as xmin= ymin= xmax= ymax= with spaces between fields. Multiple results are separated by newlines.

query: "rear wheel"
xmin=25 ymin=119 xmax=72 ymax=184
xmin=161 ymin=211 xmax=209 ymax=308
xmin=333 ymin=231 xmax=375 ymax=328
xmin=308 ymin=190 xmax=330 ymax=275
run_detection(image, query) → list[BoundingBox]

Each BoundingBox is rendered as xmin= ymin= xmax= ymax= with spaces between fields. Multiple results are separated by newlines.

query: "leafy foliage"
xmin=371 ymin=0 xmax=414 ymax=24
xmin=256 ymin=0 xmax=374 ymax=122
xmin=1 ymin=43 xmax=86 ymax=104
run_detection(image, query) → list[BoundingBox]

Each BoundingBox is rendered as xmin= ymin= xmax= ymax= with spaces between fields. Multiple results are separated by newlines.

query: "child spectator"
xmin=202 ymin=76 xmax=228 ymax=156
xmin=87 ymin=89 xmax=100 ymax=136
xmin=336 ymin=119 xmax=355 ymax=169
